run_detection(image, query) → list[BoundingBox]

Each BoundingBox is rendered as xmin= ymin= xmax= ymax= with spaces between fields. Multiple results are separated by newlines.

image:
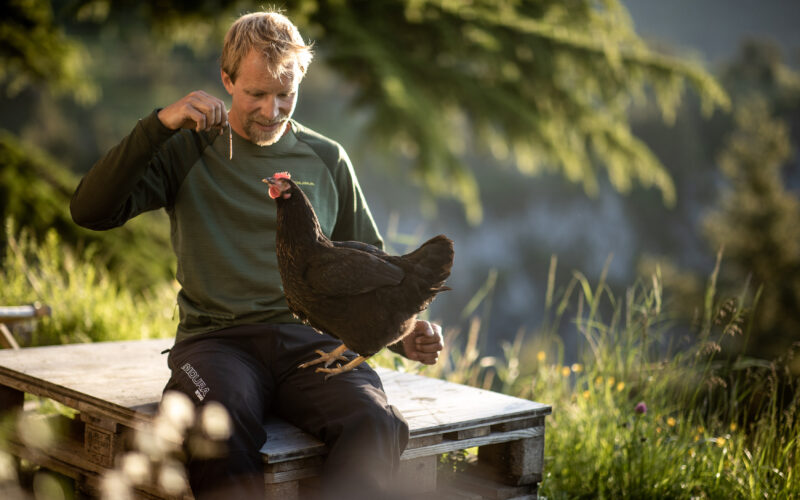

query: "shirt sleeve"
xmin=70 ymin=110 xmax=199 ymax=230
xmin=330 ymin=145 xmax=384 ymax=250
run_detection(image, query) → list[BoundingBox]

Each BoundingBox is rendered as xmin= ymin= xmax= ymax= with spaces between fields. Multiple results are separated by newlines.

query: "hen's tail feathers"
xmin=405 ymin=234 xmax=455 ymax=290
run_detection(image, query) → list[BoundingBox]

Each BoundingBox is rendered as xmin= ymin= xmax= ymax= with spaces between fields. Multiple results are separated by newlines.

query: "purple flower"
xmin=635 ymin=402 xmax=647 ymax=415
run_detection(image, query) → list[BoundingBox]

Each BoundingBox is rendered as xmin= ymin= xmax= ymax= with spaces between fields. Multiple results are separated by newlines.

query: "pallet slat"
xmin=0 ymin=339 xmax=551 ymax=499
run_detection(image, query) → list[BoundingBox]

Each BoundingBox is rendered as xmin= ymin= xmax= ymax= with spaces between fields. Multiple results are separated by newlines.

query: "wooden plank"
xmin=442 ymin=469 xmax=538 ymax=500
xmin=0 ymin=339 xmax=552 ymax=483
xmin=376 ymin=368 xmax=551 ymax=438
xmin=0 ymin=324 xmax=20 ymax=350
xmin=265 ymin=480 xmax=298 ymax=500
xmin=260 ymin=417 xmax=327 ymax=463
xmin=0 ymin=384 xmax=23 ymax=413
xmin=478 ymin=433 xmax=545 ymax=486
xmin=407 ymin=434 xmax=444 ymax=450
xmin=401 ymin=426 xmax=544 ymax=461
xmin=0 ymin=338 xmax=173 ymax=428
xmin=396 ymin=455 xmax=437 ymax=494
xmin=445 ymin=426 xmax=491 ymax=441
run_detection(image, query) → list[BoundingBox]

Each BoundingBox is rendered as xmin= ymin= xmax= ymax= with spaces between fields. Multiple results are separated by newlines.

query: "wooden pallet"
xmin=0 ymin=339 xmax=551 ymax=499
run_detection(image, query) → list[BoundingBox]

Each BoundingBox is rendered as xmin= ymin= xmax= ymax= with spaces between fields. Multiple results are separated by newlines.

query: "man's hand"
xmin=402 ymin=320 xmax=444 ymax=365
xmin=157 ymin=91 xmax=228 ymax=132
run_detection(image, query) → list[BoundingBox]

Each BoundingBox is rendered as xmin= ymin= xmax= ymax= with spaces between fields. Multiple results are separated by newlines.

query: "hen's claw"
xmin=316 ymin=355 xmax=367 ymax=380
xmin=298 ymin=344 xmax=349 ymax=369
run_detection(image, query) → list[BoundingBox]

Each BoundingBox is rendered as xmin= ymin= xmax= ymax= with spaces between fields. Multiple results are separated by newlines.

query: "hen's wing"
xmin=305 ymin=247 xmax=404 ymax=297
xmin=332 ymin=240 xmax=389 ymax=257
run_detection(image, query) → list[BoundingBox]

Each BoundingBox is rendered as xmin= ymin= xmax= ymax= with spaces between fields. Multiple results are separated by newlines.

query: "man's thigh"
xmin=164 ymin=335 xmax=273 ymax=450
xmin=270 ymin=324 xmax=407 ymax=444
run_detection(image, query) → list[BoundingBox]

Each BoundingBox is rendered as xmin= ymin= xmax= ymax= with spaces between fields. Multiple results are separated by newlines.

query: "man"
xmin=70 ymin=10 xmax=444 ymax=499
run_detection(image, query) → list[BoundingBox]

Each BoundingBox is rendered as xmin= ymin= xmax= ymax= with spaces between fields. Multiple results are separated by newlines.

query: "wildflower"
xmin=595 ymin=376 xmax=603 ymax=386
xmin=694 ymin=434 xmax=700 ymax=442
xmin=730 ymin=422 xmax=737 ymax=432
xmin=667 ymin=417 xmax=676 ymax=427
xmin=537 ymin=351 xmax=546 ymax=362
xmin=697 ymin=426 xmax=705 ymax=434
xmin=561 ymin=366 xmax=571 ymax=377
xmin=716 ymin=437 xmax=726 ymax=447
xmin=656 ymin=427 xmax=662 ymax=434
xmin=607 ymin=377 xmax=616 ymax=387
xmin=634 ymin=402 xmax=647 ymax=414
xmin=582 ymin=390 xmax=591 ymax=400
xmin=571 ymin=363 xmax=583 ymax=373
xmin=616 ymin=381 xmax=625 ymax=392
xmin=689 ymin=448 xmax=696 ymax=458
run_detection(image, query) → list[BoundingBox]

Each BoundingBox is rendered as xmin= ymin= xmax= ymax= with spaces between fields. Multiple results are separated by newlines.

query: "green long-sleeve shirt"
xmin=71 ymin=110 xmax=383 ymax=342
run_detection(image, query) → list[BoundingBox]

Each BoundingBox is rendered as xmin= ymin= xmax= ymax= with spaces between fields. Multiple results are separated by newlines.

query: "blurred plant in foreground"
xmin=100 ymin=391 xmax=232 ymax=499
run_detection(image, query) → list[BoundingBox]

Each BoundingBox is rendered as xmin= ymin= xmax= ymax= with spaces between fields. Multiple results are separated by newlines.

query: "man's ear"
xmin=221 ymin=69 xmax=234 ymax=95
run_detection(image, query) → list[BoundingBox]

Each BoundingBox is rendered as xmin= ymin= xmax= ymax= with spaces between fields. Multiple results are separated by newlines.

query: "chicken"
xmin=263 ymin=172 xmax=454 ymax=378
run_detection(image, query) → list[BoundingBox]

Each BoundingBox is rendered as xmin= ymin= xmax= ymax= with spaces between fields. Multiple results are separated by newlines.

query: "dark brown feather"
xmin=270 ymin=176 xmax=454 ymax=357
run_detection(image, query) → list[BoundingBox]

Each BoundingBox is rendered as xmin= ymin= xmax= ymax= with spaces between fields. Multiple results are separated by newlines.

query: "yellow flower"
xmin=667 ymin=417 xmax=676 ymax=427
xmin=616 ymin=381 xmax=625 ymax=392
xmin=655 ymin=427 xmax=661 ymax=434
xmin=561 ymin=366 xmax=571 ymax=377
xmin=694 ymin=434 xmax=700 ymax=442
xmin=571 ymin=363 xmax=583 ymax=373
xmin=537 ymin=351 xmax=546 ymax=362
xmin=582 ymin=390 xmax=591 ymax=400
xmin=595 ymin=376 xmax=603 ymax=386
xmin=688 ymin=449 xmax=696 ymax=458
xmin=716 ymin=437 xmax=726 ymax=447
xmin=697 ymin=426 xmax=705 ymax=434
xmin=607 ymin=377 xmax=616 ymax=387
xmin=730 ymin=422 xmax=737 ymax=432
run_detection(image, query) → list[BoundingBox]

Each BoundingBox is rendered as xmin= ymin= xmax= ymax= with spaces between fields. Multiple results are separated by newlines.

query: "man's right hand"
xmin=157 ymin=91 xmax=228 ymax=132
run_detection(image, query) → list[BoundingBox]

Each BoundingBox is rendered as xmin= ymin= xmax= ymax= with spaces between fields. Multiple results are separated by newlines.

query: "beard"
xmin=244 ymin=114 xmax=289 ymax=146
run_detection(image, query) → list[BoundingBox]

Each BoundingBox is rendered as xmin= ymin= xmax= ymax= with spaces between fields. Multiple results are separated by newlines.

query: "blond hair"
xmin=221 ymin=10 xmax=314 ymax=82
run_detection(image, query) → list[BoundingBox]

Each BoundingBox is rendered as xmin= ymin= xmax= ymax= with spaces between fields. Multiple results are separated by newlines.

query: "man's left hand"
xmin=402 ymin=320 xmax=444 ymax=365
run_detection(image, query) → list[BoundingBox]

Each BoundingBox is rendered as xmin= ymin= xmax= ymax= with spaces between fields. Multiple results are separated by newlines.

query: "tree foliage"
xmin=1 ymin=0 xmax=96 ymax=102
xmin=302 ymin=0 xmax=730 ymax=222
xmin=42 ymin=0 xmax=729 ymax=223
xmin=0 ymin=131 xmax=174 ymax=290
xmin=703 ymin=99 xmax=800 ymax=361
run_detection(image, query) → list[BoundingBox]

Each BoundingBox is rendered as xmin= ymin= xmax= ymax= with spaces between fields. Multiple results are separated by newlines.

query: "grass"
xmin=0 ymin=219 xmax=178 ymax=345
xmin=377 ymin=253 xmax=799 ymax=499
xmin=1 ymin=222 xmax=798 ymax=498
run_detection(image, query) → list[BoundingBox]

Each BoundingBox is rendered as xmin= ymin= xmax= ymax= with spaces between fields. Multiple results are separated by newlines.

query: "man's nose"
xmin=264 ymin=96 xmax=281 ymax=120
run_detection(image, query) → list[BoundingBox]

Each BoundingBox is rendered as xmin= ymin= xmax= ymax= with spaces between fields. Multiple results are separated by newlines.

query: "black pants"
xmin=163 ymin=323 xmax=409 ymax=499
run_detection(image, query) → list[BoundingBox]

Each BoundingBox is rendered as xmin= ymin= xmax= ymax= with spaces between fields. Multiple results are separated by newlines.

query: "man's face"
xmin=222 ymin=49 xmax=300 ymax=146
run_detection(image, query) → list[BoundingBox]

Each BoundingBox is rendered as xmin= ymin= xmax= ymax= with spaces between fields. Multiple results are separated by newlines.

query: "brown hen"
xmin=263 ymin=172 xmax=454 ymax=378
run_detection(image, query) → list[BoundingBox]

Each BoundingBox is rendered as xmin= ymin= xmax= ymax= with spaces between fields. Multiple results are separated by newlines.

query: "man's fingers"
xmin=414 ymin=342 xmax=441 ymax=353
xmin=184 ymin=92 xmax=227 ymax=130
xmin=416 ymin=352 xmax=439 ymax=365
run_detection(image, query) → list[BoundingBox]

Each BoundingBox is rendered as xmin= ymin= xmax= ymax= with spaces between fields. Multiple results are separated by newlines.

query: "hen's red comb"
xmin=273 ymin=172 xmax=291 ymax=180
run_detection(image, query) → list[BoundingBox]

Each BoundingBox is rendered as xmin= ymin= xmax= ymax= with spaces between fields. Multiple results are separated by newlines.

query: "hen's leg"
xmin=315 ymin=355 xmax=367 ymax=380
xmin=298 ymin=343 xmax=349 ymax=369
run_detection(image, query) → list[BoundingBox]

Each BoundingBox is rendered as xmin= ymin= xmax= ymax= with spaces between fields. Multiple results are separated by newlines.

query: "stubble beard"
xmin=245 ymin=115 xmax=289 ymax=146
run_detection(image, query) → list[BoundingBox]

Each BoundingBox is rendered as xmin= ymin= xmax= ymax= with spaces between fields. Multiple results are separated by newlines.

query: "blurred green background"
xmin=1 ymin=0 xmax=798 ymax=368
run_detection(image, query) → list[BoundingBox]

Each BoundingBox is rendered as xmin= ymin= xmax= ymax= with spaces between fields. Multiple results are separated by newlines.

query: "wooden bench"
xmin=0 ymin=339 xmax=551 ymax=499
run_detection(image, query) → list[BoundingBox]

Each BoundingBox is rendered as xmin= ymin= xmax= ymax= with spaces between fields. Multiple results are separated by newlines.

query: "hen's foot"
xmin=298 ymin=344 xmax=349 ymax=369
xmin=316 ymin=355 xmax=367 ymax=380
